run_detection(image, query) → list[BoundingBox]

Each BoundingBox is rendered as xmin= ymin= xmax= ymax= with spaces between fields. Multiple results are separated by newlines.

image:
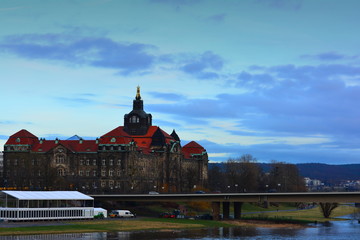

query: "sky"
xmin=1 ymin=0 xmax=360 ymax=164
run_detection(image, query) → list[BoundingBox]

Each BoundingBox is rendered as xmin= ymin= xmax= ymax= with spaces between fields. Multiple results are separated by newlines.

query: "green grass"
xmin=0 ymin=218 xmax=234 ymax=236
xmin=244 ymin=204 xmax=359 ymax=222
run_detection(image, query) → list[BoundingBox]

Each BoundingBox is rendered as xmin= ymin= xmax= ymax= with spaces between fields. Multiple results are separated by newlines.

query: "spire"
xmin=136 ymin=86 xmax=141 ymax=100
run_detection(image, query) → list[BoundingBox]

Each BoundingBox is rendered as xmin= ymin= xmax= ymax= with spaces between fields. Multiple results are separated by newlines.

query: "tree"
xmin=223 ymin=154 xmax=261 ymax=192
xmin=207 ymin=164 xmax=224 ymax=191
xmin=268 ymin=161 xmax=306 ymax=192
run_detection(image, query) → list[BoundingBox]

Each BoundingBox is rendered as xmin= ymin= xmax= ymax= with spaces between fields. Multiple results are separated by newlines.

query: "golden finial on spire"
xmin=136 ymin=85 xmax=141 ymax=100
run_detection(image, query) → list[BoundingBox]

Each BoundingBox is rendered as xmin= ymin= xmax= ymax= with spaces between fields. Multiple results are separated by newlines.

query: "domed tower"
xmin=124 ymin=86 xmax=152 ymax=135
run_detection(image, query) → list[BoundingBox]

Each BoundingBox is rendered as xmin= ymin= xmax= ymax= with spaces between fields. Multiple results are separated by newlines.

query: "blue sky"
xmin=1 ymin=0 xmax=360 ymax=164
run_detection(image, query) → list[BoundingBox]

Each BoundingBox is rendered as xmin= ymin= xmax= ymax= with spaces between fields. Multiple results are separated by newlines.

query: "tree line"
xmin=208 ymin=154 xmax=306 ymax=193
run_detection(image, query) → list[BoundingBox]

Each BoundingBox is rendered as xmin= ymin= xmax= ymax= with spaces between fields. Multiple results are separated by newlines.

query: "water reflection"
xmin=1 ymin=220 xmax=360 ymax=240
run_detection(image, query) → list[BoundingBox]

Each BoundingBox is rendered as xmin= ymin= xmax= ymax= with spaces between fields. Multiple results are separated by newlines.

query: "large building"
xmin=2 ymin=87 xmax=208 ymax=193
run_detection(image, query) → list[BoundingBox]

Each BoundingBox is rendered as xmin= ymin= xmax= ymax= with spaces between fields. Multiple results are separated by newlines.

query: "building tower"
xmin=123 ymin=86 xmax=152 ymax=135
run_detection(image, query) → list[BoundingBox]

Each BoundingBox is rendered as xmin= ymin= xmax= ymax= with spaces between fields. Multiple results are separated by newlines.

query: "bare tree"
xmin=268 ymin=161 xmax=306 ymax=192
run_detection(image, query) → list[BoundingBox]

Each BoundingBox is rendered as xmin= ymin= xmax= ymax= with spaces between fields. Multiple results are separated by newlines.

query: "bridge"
xmin=90 ymin=192 xmax=360 ymax=220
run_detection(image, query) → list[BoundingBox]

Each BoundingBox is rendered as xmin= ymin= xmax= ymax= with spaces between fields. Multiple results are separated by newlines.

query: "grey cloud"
xmin=180 ymin=51 xmax=223 ymax=79
xmin=254 ymin=0 xmax=302 ymax=11
xmin=301 ymin=52 xmax=360 ymax=61
xmin=0 ymin=135 xmax=9 ymax=140
xmin=0 ymin=34 xmax=155 ymax=74
xmin=207 ymin=13 xmax=226 ymax=22
xmin=148 ymin=92 xmax=185 ymax=101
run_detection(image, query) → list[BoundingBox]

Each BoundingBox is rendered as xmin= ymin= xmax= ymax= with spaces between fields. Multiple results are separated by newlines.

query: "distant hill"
xmin=296 ymin=163 xmax=360 ymax=183
xmin=209 ymin=163 xmax=360 ymax=183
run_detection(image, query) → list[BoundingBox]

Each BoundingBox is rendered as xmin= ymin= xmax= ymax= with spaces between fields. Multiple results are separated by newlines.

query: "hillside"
xmin=209 ymin=163 xmax=360 ymax=183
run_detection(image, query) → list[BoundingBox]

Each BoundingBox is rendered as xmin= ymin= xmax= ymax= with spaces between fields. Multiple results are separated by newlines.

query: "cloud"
xmin=0 ymin=135 xmax=8 ymax=140
xmin=148 ymin=92 xmax=185 ymax=101
xmin=207 ymin=13 xmax=226 ymax=22
xmin=300 ymin=52 xmax=360 ymax=62
xmin=54 ymin=95 xmax=98 ymax=107
xmin=0 ymin=34 xmax=156 ymax=74
xmin=0 ymin=120 xmax=33 ymax=125
xmin=254 ymin=0 xmax=302 ymax=11
xmin=180 ymin=51 xmax=223 ymax=79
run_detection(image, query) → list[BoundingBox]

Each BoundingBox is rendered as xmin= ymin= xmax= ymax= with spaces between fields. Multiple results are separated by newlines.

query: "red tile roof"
xmin=182 ymin=141 xmax=207 ymax=159
xmin=100 ymin=126 xmax=174 ymax=150
xmin=6 ymin=126 xmax=176 ymax=154
xmin=32 ymin=140 xmax=98 ymax=153
xmin=5 ymin=129 xmax=39 ymax=145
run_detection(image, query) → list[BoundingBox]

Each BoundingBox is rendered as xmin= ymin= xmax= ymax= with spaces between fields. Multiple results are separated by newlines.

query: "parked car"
xmin=196 ymin=213 xmax=213 ymax=220
xmin=149 ymin=191 xmax=159 ymax=194
xmin=159 ymin=212 xmax=176 ymax=218
xmin=109 ymin=210 xmax=135 ymax=218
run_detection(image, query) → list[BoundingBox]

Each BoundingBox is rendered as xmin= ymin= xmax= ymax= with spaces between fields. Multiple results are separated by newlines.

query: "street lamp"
xmin=235 ymin=184 xmax=238 ymax=192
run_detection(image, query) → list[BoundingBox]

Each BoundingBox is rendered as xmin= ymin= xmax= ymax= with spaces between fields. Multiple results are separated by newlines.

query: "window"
xmin=80 ymin=160 xmax=84 ymax=165
xmin=93 ymin=170 xmax=97 ymax=177
xmin=79 ymin=170 xmax=83 ymax=176
xmin=57 ymin=168 xmax=65 ymax=176
xmin=86 ymin=159 xmax=90 ymax=165
xmin=117 ymin=159 xmax=121 ymax=166
xmin=131 ymin=115 xmax=139 ymax=123
xmin=56 ymin=155 xmax=65 ymax=164
xmin=14 ymin=159 xmax=18 ymax=166
xmin=109 ymin=170 xmax=114 ymax=177
xmin=110 ymin=159 xmax=113 ymax=166
xmin=117 ymin=170 xmax=121 ymax=176
xmin=101 ymin=181 xmax=106 ymax=187
xmin=111 ymin=137 xmax=116 ymax=143
xmin=109 ymin=181 xmax=114 ymax=188
xmin=93 ymin=159 xmax=97 ymax=165
xmin=86 ymin=170 xmax=90 ymax=176
xmin=101 ymin=170 xmax=106 ymax=177
xmin=102 ymin=159 xmax=106 ymax=166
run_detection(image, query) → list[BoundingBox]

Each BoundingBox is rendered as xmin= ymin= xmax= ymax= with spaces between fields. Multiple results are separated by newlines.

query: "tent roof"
xmin=2 ymin=191 xmax=93 ymax=200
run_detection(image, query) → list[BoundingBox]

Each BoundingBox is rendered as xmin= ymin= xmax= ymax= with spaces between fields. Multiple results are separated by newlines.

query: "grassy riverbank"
xmin=243 ymin=204 xmax=359 ymax=222
xmin=0 ymin=204 xmax=358 ymax=236
xmin=0 ymin=218 xmax=234 ymax=236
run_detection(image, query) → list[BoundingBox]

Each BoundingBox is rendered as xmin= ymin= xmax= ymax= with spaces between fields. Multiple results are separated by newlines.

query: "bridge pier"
xmin=234 ymin=202 xmax=243 ymax=219
xmin=211 ymin=202 xmax=221 ymax=220
xmin=212 ymin=201 xmax=243 ymax=220
xmin=223 ymin=202 xmax=230 ymax=219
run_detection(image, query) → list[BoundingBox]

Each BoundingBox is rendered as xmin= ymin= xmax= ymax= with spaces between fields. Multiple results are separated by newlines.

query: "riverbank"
xmin=0 ymin=204 xmax=357 ymax=236
xmin=0 ymin=218 xmax=234 ymax=236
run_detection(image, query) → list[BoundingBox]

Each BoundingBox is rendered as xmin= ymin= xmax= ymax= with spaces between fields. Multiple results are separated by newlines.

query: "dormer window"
xmin=16 ymin=138 xmax=20 ymax=143
xmin=111 ymin=137 xmax=116 ymax=143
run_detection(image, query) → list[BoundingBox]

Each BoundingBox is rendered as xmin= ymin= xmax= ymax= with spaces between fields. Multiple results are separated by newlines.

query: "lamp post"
xmin=235 ymin=184 xmax=238 ymax=192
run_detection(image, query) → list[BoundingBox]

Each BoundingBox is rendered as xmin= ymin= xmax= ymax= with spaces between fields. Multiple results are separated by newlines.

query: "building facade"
xmin=2 ymin=87 xmax=208 ymax=193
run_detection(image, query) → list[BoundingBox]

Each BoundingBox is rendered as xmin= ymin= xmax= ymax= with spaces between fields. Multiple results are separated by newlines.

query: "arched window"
xmin=56 ymin=155 xmax=65 ymax=164
xmin=57 ymin=168 xmax=65 ymax=176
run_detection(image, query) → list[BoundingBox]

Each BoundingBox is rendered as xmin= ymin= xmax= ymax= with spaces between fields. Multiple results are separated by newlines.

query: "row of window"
xmin=7 ymin=158 xmax=123 ymax=167
xmin=79 ymin=159 xmax=122 ymax=166
xmin=0 ymin=209 xmax=87 ymax=219
xmin=98 ymin=145 xmax=126 ymax=151
xmin=79 ymin=169 xmax=123 ymax=177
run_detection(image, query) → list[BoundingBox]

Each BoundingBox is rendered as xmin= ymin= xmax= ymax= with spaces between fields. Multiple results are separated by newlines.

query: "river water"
xmin=1 ymin=219 xmax=360 ymax=240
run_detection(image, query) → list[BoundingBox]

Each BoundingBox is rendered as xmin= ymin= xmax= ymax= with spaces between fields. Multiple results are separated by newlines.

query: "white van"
xmin=109 ymin=210 xmax=135 ymax=218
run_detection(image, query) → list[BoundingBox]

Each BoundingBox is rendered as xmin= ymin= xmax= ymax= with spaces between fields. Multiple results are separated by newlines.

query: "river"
xmin=1 ymin=219 xmax=360 ymax=240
